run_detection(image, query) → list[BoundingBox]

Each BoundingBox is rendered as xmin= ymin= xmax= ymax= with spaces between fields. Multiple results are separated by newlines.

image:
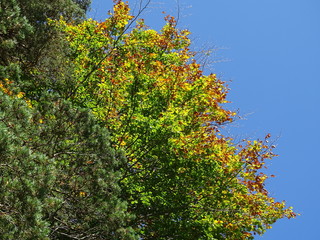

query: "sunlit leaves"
xmin=54 ymin=1 xmax=296 ymax=239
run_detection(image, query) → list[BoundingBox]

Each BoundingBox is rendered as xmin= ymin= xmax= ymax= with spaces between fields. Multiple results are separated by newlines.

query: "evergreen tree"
xmin=0 ymin=90 xmax=137 ymax=239
xmin=0 ymin=0 xmax=91 ymax=97
xmin=0 ymin=0 xmax=32 ymax=80
xmin=1 ymin=0 xmax=138 ymax=239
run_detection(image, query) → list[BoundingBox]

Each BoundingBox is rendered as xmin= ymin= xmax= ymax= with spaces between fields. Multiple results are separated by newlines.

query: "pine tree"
xmin=0 ymin=0 xmax=91 ymax=97
xmin=0 ymin=90 xmax=137 ymax=239
xmin=0 ymin=1 xmax=137 ymax=236
xmin=0 ymin=0 xmax=32 ymax=80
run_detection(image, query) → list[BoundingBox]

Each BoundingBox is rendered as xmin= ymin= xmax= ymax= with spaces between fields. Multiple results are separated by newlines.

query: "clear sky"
xmin=88 ymin=1 xmax=320 ymax=239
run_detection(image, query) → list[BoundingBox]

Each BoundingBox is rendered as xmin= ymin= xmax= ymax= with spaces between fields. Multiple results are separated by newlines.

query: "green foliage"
xmin=0 ymin=0 xmax=137 ymax=239
xmin=0 ymin=0 xmax=296 ymax=239
xmin=0 ymin=90 xmax=137 ymax=239
xmin=0 ymin=0 xmax=91 ymax=97
xmin=0 ymin=91 xmax=51 ymax=239
xmin=55 ymin=1 xmax=297 ymax=239
xmin=0 ymin=0 xmax=32 ymax=80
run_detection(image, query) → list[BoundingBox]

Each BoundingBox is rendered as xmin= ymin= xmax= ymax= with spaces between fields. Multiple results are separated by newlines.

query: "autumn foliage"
xmin=52 ymin=1 xmax=296 ymax=239
xmin=0 ymin=0 xmax=296 ymax=239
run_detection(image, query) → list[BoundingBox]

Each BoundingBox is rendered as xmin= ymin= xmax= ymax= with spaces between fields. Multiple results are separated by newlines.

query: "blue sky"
xmin=89 ymin=1 xmax=320 ymax=239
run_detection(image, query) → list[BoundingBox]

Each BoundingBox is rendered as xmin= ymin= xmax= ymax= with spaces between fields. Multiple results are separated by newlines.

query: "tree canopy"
xmin=0 ymin=0 xmax=296 ymax=239
xmin=0 ymin=89 xmax=136 ymax=239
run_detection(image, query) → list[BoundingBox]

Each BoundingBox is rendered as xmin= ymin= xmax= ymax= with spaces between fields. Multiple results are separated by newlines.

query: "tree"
xmin=1 ymin=0 xmax=139 ymax=239
xmin=1 ymin=0 xmax=296 ymax=238
xmin=0 ymin=0 xmax=91 ymax=99
xmin=54 ymin=1 xmax=297 ymax=239
xmin=0 ymin=84 xmax=137 ymax=239
xmin=0 ymin=0 xmax=32 ymax=80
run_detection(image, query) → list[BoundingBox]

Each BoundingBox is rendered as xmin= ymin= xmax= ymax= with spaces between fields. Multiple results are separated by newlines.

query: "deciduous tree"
xmin=54 ymin=1 xmax=296 ymax=239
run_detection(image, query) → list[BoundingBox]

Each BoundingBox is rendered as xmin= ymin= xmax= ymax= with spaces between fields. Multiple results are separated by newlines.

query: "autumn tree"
xmin=54 ymin=1 xmax=297 ymax=239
